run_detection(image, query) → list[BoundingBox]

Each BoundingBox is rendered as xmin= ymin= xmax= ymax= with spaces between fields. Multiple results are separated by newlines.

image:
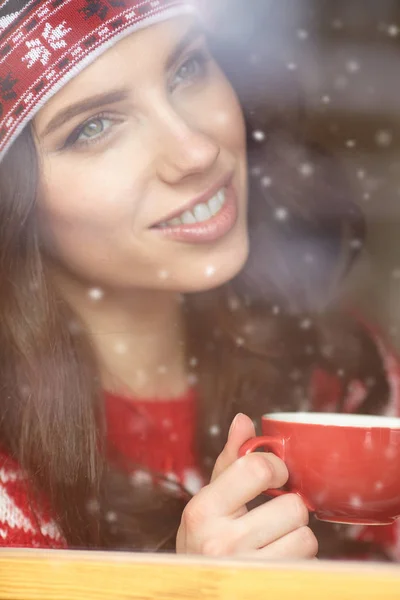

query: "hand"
xmin=176 ymin=413 xmax=318 ymax=559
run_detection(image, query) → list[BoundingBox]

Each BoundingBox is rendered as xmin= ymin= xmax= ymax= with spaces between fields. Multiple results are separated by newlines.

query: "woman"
xmin=0 ymin=0 xmax=392 ymax=558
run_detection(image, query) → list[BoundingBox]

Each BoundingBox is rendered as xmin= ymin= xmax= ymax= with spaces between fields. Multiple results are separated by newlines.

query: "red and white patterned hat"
xmin=0 ymin=0 xmax=198 ymax=161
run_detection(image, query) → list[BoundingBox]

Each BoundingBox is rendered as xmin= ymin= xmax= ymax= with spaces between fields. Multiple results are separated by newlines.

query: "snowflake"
xmin=349 ymin=495 xmax=362 ymax=508
xmin=346 ymin=139 xmax=356 ymax=148
xmin=205 ymin=265 xmax=216 ymax=277
xmin=261 ymin=175 xmax=272 ymax=187
xmin=22 ymin=22 xmax=71 ymax=68
xmin=105 ymin=511 xmax=117 ymax=523
xmin=130 ymin=470 xmax=153 ymax=486
xmin=274 ymin=207 xmax=288 ymax=221
xmin=350 ymin=239 xmax=363 ymax=250
xmin=42 ymin=22 xmax=71 ymax=50
xmin=88 ymin=287 xmax=104 ymax=300
xmin=375 ymin=129 xmax=393 ymax=147
xmin=297 ymin=29 xmax=309 ymax=40
xmin=189 ymin=357 xmax=198 ymax=367
xmin=182 ymin=469 xmax=203 ymax=495
xmin=252 ymin=130 xmax=265 ymax=142
xmin=321 ymin=95 xmax=331 ymax=104
xmin=388 ymin=25 xmax=399 ymax=37
xmin=286 ymin=62 xmax=297 ymax=71
xmin=158 ymin=269 xmax=169 ymax=280
xmin=298 ymin=162 xmax=314 ymax=177
xmin=374 ymin=481 xmax=383 ymax=491
xmin=209 ymin=424 xmax=220 ymax=436
xmin=114 ymin=341 xmax=128 ymax=355
xmin=157 ymin=365 xmax=167 ymax=375
xmin=346 ymin=59 xmax=360 ymax=74
xmin=299 ymin=318 xmax=312 ymax=330
xmin=357 ymin=169 xmax=366 ymax=180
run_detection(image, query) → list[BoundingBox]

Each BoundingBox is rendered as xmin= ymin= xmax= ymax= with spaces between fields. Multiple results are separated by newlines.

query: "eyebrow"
xmin=41 ymin=23 xmax=205 ymax=138
xmin=41 ymin=89 xmax=130 ymax=137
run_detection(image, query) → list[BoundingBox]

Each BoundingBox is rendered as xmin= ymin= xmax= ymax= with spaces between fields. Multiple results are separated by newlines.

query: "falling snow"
xmin=346 ymin=139 xmax=356 ymax=148
xmin=205 ymin=265 xmax=216 ymax=277
xmin=274 ymin=207 xmax=289 ymax=221
xmin=261 ymin=175 xmax=272 ymax=187
xmin=158 ymin=269 xmax=170 ymax=280
xmin=189 ymin=357 xmax=198 ymax=367
xmin=387 ymin=24 xmax=399 ymax=37
xmin=350 ymin=495 xmax=362 ymax=508
xmin=106 ymin=511 xmax=118 ymax=523
xmin=182 ymin=469 xmax=203 ymax=495
xmin=350 ymin=239 xmax=363 ymax=250
xmin=286 ymin=62 xmax=297 ymax=71
xmin=297 ymin=28 xmax=309 ymax=40
xmin=298 ymin=163 xmax=314 ymax=177
xmin=157 ymin=365 xmax=168 ymax=375
xmin=88 ymin=287 xmax=104 ymax=301
xmin=375 ymin=129 xmax=393 ymax=147
xmin=130 ymin=470 xmax=153 ymax=486
xmin=346 ymin=59 xmax=360 ymax=74
xmin=209 ymin=424 xmax=221 ymax=436
xmin=300 ymin=318 xmax=312 ymax=330
xmin=114 ymin=341 xmax=128 ymax=355
xmin=252 ymin=130 xmax=265 ymax=142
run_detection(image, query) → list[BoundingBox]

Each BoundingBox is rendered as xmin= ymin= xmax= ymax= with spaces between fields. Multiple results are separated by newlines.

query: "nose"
xmin=153 ymin=106 xmax=220 ymax=184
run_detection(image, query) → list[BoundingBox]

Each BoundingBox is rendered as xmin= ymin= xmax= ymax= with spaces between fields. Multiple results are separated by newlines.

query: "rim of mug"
xmin=263 ymin=412 xmax=400 ymax=428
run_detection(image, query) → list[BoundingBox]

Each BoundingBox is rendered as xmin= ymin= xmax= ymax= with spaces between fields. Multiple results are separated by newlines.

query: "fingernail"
xmin=228 ymin=413 xmax=243 ymax=436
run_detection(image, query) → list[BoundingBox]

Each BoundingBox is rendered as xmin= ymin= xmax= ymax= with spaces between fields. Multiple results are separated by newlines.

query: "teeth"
xmin=193 ymin=203 xmax=212 ymax=222
xmin=162 ymin=187 xmax=226 ymax=228
xmin=181 ymin=210 xmax=196 ymax=225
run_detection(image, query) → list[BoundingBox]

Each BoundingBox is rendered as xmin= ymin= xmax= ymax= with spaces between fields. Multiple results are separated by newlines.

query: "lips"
xmin=151 ymin=172 xmax=234 ymax=228
xmin=151 ymin=177 xmax=238 ymax=244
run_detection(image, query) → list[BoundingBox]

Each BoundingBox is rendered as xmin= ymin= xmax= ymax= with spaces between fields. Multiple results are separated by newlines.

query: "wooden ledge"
xmin=0 ymin=549 xmax=399 ymax=600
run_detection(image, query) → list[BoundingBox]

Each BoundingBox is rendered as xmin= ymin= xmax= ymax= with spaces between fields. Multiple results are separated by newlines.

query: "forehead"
xmin=36 ymin=15 xmax=197 ymax=118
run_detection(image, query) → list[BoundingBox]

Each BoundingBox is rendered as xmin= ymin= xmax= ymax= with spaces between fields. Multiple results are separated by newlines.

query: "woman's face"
xmin=34 ymin=16 xmax=248 ymax=294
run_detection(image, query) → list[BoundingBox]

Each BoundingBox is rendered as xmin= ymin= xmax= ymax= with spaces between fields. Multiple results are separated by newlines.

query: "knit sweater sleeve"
xmin=0 ymin=451 xmax=66 ymax=548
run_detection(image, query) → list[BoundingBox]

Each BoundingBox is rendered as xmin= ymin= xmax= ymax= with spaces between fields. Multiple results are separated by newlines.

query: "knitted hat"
xmin=0 ymin=0 xmax=198 ymax=161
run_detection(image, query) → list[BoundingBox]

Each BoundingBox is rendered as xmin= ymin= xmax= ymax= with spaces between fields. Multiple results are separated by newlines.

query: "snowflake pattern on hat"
xmin=0 ymin=0 xmax=197 ymax=161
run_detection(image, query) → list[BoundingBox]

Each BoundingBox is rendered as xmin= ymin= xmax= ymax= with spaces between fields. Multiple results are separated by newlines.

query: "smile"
xmin=152 ymin=176 xmax=238 ymax=244
xmin=158 ymin=188 xmax=226 ymax=228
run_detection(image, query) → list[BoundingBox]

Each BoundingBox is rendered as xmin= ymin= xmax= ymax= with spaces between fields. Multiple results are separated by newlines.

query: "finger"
xmin=187 ymin=452 xmax=289 ymax=521
xmin=211 ymin=413 xmax=255 ymax=482
xmin=255 ymin=526 xmax=318 ymax=560
xmin=233 ymin=493 xmax=309 ymax=551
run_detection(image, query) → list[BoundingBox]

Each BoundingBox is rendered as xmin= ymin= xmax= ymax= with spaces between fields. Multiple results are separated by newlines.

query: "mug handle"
xmin=239 ymin=436 xmax=287 ymax=498
xmin=239 ymin=436 xmax=315 ymax=511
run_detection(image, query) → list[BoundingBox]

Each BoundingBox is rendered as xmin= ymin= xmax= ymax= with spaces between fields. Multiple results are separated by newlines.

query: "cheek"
xmin=185 ymin=75 xmax=246 ymax=156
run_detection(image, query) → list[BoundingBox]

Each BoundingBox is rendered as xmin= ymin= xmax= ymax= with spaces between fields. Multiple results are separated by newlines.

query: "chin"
xmin=177 ymin=237 xmax=249 ymax=294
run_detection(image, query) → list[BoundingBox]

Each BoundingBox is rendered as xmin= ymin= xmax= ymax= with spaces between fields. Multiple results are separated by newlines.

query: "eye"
xmin=172 ymin=50 xmax=210 ymax=89
xmin=63 ymin=115 xmax=114 ymax=149
xmin=76 ymin=117 xmax=112 ymax=142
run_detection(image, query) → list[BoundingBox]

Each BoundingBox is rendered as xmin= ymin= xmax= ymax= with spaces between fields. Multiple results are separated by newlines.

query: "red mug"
xmin=239 ymin=412 xmax=400 ymax=525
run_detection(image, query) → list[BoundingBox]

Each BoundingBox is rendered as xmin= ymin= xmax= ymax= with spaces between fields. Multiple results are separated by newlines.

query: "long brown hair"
xmin=0 ymin=80 xmax=389 ymax=554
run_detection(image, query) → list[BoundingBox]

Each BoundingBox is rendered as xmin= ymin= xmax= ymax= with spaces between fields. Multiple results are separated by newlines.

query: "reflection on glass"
xmin=0 ymin=0 xmax=397 ymax=564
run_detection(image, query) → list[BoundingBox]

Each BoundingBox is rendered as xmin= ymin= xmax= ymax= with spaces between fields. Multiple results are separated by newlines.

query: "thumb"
xmin=210 ymin=413 xmax=255 ymax=482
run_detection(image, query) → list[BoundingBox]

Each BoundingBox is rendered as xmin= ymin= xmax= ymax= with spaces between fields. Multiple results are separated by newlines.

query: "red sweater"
xmin=0 ymin=388 xmax=201 ymax=548
xmin=0 ymin=321 xmax=400 ymax=556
